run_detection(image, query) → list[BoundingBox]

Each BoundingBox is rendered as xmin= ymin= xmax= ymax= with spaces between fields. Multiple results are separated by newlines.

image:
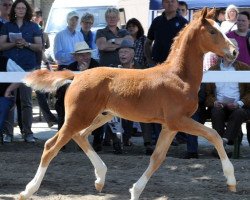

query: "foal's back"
xmin=65 ymin=66 xmax=196 ymax=124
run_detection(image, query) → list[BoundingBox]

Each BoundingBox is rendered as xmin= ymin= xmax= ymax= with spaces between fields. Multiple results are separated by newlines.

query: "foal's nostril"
xmin=233 ymin=50 xmax=237 ymax=57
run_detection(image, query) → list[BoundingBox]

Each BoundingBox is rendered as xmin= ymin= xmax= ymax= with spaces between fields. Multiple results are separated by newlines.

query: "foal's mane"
xmin=165 ymin=8 xmax=216 ymax=66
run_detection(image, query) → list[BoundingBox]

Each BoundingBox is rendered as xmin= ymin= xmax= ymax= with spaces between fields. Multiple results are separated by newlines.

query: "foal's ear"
xmin=201 ymin=7 xmax=208 ymax=20
xmin=206 ymin=8 xmax=216 ymax=19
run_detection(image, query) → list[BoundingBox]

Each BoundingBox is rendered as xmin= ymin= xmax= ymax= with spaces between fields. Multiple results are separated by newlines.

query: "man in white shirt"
xmin=205 ymin=55 xmax=250 ymax=146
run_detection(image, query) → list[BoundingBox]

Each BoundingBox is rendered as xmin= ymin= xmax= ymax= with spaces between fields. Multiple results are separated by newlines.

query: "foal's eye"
xmin=209 ymin=30 xmax=216 ymax=35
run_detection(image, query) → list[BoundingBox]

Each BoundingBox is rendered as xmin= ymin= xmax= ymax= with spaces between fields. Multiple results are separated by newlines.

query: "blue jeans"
xmin=0 ymin=97 xmax=14 ymax=132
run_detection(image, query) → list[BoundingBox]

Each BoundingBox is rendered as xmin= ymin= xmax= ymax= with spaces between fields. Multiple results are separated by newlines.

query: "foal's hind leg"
xmin=177 ymin=117 xmax=236 ymax=192
xmin=19 ymin=125 xmax=77 ymax=200
xmin=130 ymin=125 xmax=176 ymax=200
xmin=73 ymin=113 xmax=113 ymax=192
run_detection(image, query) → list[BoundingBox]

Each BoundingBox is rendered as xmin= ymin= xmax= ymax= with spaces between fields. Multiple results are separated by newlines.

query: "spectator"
xmin=0 ymin=0 xmax=13 ymax=26
xmin=227 ymin=11 xmax=250 ymax=145
xmin=221 ymin=4 xmax=239 ymax=34
xmin=31 ymin=9 xmax=57 ymax=128
xmin=178 ymin=1 xmax=188 ymax=19
xmin=0 ymin=0 xmax=13 ymax=142
xmin=54 ymin=11 xmax=84 ymax=70
xmin=95 ymin=8 xmax=132 ymax=153
xmin=144 ymin=0 xmax=188 ymax=145
xmin=54 ymin=41 xmax=103 ymax=151
xmin=214 ymin=8 xmax=226 ymax=26
xmin=126 ymin=18 xmax=147 ymax=66
xmin=227 ymin=11 xmax=250 ymax=66
xmin=80 ymin=12 xmax=99 ymax=60
xmin=96 ymin=7 xmax=132 ymax=66
xmin=205 ymin=46 xmax=250 ymax=147
xmin=144 ymin=0 xmax=188 ymax=66
xmin=0 ymin=0 xmax=42 ymax=143
xmin=0 ymin=56 xmax=23 ymax=141
xmin=117 ymin=39 xmax=154 ymax=155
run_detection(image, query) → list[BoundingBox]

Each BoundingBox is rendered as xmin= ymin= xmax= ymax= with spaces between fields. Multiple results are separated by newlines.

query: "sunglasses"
xmin=2 ymin=3 xmax=12 ymax=7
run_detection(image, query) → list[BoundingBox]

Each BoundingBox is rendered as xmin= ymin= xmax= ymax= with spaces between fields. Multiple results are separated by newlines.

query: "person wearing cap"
xmin=54 ymin=10 xmax=84 ymax=70
xmin=96 ymin=8 xmax=133 ymax=66
xmin=54 ymin=41 xmax=103 ymax=151
xmin=116 ymin=39 xmax=154 ymax=155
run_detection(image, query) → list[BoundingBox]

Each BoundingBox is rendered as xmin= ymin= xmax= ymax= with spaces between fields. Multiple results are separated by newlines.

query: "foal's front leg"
xmin=178 ymin=117 xmax=236 ymax=192
xmin=130 ymin=126 xmax=176 ymax=200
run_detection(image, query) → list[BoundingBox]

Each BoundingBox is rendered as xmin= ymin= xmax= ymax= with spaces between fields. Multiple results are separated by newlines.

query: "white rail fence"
xmin=1 ymin=71 xmax=250 ymax=83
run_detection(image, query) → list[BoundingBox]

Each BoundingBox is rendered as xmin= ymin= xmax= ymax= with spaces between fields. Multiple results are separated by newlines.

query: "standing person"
xmin=144 ymin=0 xmax=188 ymax=66
xmin=221 ymin=4 xmax=239 ymax=34
xmin=214 ymin=8 xmax=226 ymax=26
xmin=0 ymin=0 xmax=13 ymax=142
xmin=0 ymin=56 xmax=24 ymax=142
xmin=227 ymin=11 xmax=250 ymax=66
xmin=0 ymin=0 xmax=42 ymax=143
xmin=95 ymin=7 xmax=132 ymax=153
xmin=80 ymin=12 xmax=99 ymax=60
xmin=178 ymin=1 xmax=188 ymax=19
xmin=32 ymin=9 xmax=57 ymax=128
xmin=0 ymin=0 xmax=13 ymax=27
xmin=96 ymin=7 xmax=132 ymax=66
xmin=144 ymin=0 xmax=188 ymax=144
xmin=54 ymin=11 xmax=84 ymax=70
xmin=126 ymin=18 xmax=147 ymax=67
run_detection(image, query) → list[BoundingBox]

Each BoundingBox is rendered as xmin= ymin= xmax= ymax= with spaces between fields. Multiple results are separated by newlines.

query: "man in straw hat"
xmin=55 ymin=41 xmax=103 ymax=151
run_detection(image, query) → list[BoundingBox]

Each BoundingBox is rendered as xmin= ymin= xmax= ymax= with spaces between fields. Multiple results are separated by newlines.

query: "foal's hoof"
xmin=228 ymin=185 xmax=236 ymax=192
xmin=95 ymin=182 xmax=104 ymax=192
xmin=18 ymin=194 xmax=26 ymax=200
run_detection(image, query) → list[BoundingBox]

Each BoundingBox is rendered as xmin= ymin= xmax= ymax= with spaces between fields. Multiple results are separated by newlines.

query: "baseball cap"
xmin=67 ymin=11 xmax=79 ymax=21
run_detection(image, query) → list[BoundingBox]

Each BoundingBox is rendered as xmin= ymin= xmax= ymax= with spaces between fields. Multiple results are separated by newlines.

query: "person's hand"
xmin=78 ymin=62 xmax=89 ymax=71
xmin=226 ymin=102 xmax=239 ymax=110
xmin=4 ymin=89 xmax=13 ymax=98
xmin=214 ymin=101 xmax=224 ymax=109
xmin=15 ymin=38 xmax=26 ymax=48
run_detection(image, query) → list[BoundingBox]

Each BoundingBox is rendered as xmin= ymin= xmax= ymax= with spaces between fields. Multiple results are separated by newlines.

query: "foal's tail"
xmin=23 ymin=69 xmax=75 ymax=92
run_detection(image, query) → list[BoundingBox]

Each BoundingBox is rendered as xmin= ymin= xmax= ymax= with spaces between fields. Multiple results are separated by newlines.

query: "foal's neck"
xmin=165 ymin=27 xmax=204 ymax=91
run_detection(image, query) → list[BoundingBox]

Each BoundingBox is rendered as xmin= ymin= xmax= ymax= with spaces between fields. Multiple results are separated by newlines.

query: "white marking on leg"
xmin=86 ymin=150 xmax=107 ymax=186
xmin=20 ymin=165 xmax=47 ymax=199
xmin=130 ymin=164 xmax=150 ymax=200
xmin=221 ymin=159 xmax=236 ymax=186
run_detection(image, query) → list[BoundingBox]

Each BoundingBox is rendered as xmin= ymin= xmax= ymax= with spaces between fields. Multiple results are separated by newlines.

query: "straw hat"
xmin=71 ymin=41 xmax=94 ymax=54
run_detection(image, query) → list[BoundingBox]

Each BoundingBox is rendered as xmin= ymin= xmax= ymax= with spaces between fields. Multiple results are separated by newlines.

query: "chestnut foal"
xmin=20 ymin=8 xmax=238 ymax=200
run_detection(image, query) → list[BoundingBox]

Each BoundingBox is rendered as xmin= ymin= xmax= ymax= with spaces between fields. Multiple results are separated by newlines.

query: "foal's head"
xmin=195 ymin=8 xmax=238 ymax=61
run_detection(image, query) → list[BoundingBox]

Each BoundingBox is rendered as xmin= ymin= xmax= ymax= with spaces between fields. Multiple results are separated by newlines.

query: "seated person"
xmin=0 ymin=55 xmax=24 ymax=142
xmin=54 ymin=41 xmax=103 ymax=151
xmin=116 ymin=39 xmax=154 ymax=155
xmin=205 ymin=52 xmax=250 ymax=146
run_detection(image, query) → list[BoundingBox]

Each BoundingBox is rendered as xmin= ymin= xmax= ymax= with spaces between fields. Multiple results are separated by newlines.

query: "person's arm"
xmin=109 ymin=35 xmax=133 ymax=45
xmin=23 ymin=36 xmax=43 ymax=52
xmin=96 ymin=36 xmax=120 ymax=51
xmin=54 ymin=32 xmax=74 ymax=63
xmin=4 ymin=83 xmax=21 ymax=97
xmin=43 ymin=32 xmax=50 ymax=49
xmin=144 ymin=38 xmax=155 ymax=66
xmin=0 ymin=35 xmax=16 ymax=51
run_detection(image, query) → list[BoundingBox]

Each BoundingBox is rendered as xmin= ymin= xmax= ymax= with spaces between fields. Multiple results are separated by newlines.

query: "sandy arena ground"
xmin=1 ymin=107 xmax=250 ymax=200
